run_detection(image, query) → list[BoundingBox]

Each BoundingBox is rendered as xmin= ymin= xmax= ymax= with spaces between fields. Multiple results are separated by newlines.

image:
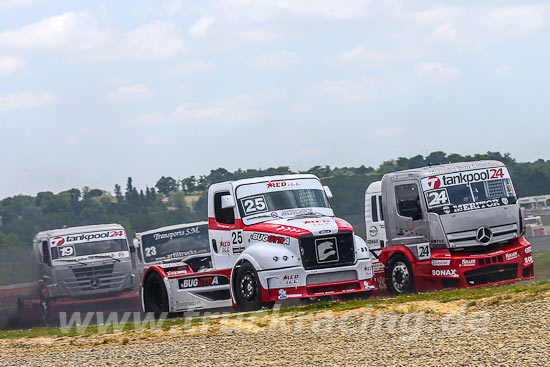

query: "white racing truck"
xmin=365 ymin=161 xmax=534 ymax=295
xmin=0 ymin=224 xmax=140 ymax=323
xmin=139 ymin=174 xmax=375 ymax=314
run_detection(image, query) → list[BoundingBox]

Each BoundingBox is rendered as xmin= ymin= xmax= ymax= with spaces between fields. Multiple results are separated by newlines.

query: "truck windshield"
xmin=51 ymin=239 xmax=128 ymax=260
xmin=421 ymin=167 xmax=517 ymax=215
xmin=141 ymin=225 xmax=210 ymax=263
xmin=236 ymin=178 xmax=332 ymax=224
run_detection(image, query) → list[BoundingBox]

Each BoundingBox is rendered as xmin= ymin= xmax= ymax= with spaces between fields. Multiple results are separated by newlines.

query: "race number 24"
xmin=417 ymin=243 xmax=431 ymax=261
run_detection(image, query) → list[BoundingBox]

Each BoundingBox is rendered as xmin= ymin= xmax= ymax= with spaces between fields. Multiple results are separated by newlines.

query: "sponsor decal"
xmin=281 ymin=208 xmax=313 ymax=216
xmin=369 ymin=226 xmax=378 ymax=237
xmin=431 ymin=239 xmax=446 ymax=245
xmin=431 ymin=259 xmax=451 ymax=266
xmin=166 ymin=270 xmax=188 ymax=277
xmin=319 ymin=230 xmax=332 ymax=234
xmin=152 ymin=226 xmax=201 ymax=241
xmin=373 ymin=262 xmax=385 ymax=273
xmin=443 ymin=206 xmax=451 ymax=214
xmin=267 ymin=181 xmax=300 ymax=189
xmin=505 ymin=252 xmax=519 ymax=261
xmin=276 ymin=226 xmax=302 ymax=233
xmin=315 ymin=237 xmax=339 ymax=263
xmin=304 ymin=219 xmax=331 ymax=225
xmin=461 ymin=259 xmax=476 ymax=267
xmin=283 ymin=274 xmax=299 ymax=285
xmin=278 ymin=289 xmax=288 ymax=300
xmin=178 ymin=275 xmax=229 ymax=289
xmin=366 ymin=240 xmax=379 ymax=245
xmin=232 ymin=246 xmax=245 ymax=254
xmin=432 ymin=269 xmax=458 ymax=277
xmin=453 ymin=199 xmax=502 ymax=214
xmin=524 ymin=256 xmax=533 ymax=264
xmin=525 ymin=246 xmax=532 ymax=254
xmin=422 ymin=168 xmax=508 ymax=190
xmin=219 ymin=240 xmax=231 ymax=253
xmin=363 ymin=265 xmax=374 ymax=279
xmin=51 ymin=230 xmax=125 ymax=246
xmin=250 ymin=233 xmax=290 ymax=245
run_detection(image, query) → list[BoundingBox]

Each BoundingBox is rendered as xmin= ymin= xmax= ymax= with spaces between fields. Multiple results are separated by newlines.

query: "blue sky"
xmin=1 ymin=0 xmax=549 ymax=198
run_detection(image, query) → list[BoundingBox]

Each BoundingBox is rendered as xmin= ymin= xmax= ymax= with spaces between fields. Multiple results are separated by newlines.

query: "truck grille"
xmin=64 ymin=264 xmax=127 ymax=293
xmin=447 ymin=223 xmax=518 ymax=249
xmin=299 ymin=231 xmax=355 ymax=270
xmin=464 ymin=264 xmax=517 ymax=286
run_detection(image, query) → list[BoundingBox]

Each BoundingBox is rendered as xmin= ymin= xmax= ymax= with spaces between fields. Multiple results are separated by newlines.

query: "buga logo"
xmin=267 ymin=181 xmax=300 ymax=189
xmin=426 ymin=176 xmax=441 ymax=189
xmin=179 ymin=276 xmax=219 ymax=289
xmin=250 ymin=233 xmax=290 ymax=245
xmin=51 ymin=236 xmax=65 ymax=246
xmin=432 ymin=269 xmax=458 ymax=277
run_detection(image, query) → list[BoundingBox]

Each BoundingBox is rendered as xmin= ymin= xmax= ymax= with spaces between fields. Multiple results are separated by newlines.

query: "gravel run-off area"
xmin=1 ymin=292 xmax=549 ymax=367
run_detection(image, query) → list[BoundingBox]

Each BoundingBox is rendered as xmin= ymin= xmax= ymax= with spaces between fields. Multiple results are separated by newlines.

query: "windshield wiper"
xmin=56 ymin=258 xmax=87 ymax=266
xmin=89 ymin=254 xmax=121 ymax=262
xmin=287 ymin=212 xmax=327 ymax=220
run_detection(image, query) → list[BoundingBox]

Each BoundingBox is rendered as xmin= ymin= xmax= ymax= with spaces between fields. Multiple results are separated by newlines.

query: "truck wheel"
xmin=143 ymin=272 xmax=169 ymax=318
xmin=386 ymin=254 xmax=415 ymax=296
xmin=234 ymin=262 xmax=262 ymax=312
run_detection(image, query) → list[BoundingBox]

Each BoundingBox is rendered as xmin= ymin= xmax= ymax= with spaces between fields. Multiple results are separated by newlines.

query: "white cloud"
xmin=0 ymin=91 xmax=57 ymax=112
xmin=0 ymin=56 xmax=25 ymax=75
xmin=189 ymin=16 xmax=214 ymax=37
xmin=414 ymin=62 xmax=460 ymax=80
xmin=248 ymin=50 xmax=299 ymax=69
xmin=0 ymin=12 xmax=186 ymax=61
xmin=168 ymin=60 xmax=215 ymax=75
xmin=313 ymin=79 xmax=376 ymax=102
xmin=107 ymin=84 xmax=154 ymax=102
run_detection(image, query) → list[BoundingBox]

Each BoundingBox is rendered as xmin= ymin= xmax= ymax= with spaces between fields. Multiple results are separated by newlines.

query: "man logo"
xmin=315 ymin=238 xmax=339 ymax=263
xmin=476 ymin=226 xmax=493 ymax=244
xmin=426 ymin=176 xmax=441 ymax=189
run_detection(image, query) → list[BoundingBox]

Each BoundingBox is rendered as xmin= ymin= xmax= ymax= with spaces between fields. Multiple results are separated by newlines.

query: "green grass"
xmin=2 ymin=251 xmax=550 ymax=340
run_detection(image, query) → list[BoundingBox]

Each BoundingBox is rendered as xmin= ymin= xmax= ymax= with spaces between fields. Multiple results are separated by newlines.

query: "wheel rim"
xmin=240 ymin=271 xmax=257 ymax=301
xmin=392 ymin=261 xmax=410 ymax=293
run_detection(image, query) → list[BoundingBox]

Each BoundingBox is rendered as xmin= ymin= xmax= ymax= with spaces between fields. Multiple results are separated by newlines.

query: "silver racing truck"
xmin=365 ymin=160 xmax=534 ymax=295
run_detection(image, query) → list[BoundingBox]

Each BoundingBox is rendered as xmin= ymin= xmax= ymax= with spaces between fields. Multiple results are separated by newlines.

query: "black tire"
xmin=234 ymin=262 xmax=262 ymax=312
xmin=143 ymin=272 xmax=169 ymax=318
xmin=386 ymin=254 xmax=415 ymax=296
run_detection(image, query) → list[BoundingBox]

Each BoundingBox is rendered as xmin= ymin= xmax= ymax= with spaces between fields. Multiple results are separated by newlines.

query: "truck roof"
xmin=34 ymin=223 xmax=126 ymax=238
xmin=136 ymin=221 xmax=208 ymax=237
xmin=383 ymin=160 xmax=505 ymax=181
xmin=222 ymin=173 xmax=319 ymax=187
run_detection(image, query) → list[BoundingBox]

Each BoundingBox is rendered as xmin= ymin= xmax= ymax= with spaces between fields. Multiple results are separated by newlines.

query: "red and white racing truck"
xmin=365 ymin=161 xmax=534 ymax=295
xmin=0 ymin=224 xmax=141 ymax=323
xmin=139 ymin=174 xmax=375 ymax=313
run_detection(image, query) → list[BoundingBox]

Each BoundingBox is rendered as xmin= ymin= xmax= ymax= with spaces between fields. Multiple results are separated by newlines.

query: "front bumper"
xmin=413 ymin=237 xmax=534 ymax=291
xmin=258 ymin=259 xmax=375 ymax=302
xmin=47 ymin=290 xmax=141 ymax=319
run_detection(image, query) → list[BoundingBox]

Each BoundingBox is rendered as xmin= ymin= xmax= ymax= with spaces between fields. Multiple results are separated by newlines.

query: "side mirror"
xmin=323 ymin=186 xmax=333 ymax=199
xmin=221 ymin=195 xmax=236 ymax=209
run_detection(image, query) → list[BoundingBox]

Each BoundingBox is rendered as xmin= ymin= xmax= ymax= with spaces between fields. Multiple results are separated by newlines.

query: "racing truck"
xmin=364 ymin=160 xmax=534 ymax=295
xmin=0 ymin=224 xmax=141 ymax=323
xmin=139 ymin=174 xmax=375 ymax=314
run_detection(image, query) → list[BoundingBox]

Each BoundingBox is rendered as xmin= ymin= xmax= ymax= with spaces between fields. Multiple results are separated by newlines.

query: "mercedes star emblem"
xmin=90 ymin=277 xmax=100 ymax=288
xmin=476 ymin=226 xmax=493 ymax=244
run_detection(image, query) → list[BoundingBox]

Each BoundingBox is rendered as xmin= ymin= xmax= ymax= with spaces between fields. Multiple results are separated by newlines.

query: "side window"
xmin=214 ymin=191 xmax=235 ymax=225
xmin=378 ymin=195 xmax=384 ymax=221
xmin=395 ymin=184 xmax=423 ymax=221
xmin=42 ymin=240 xmax=52 ymax=267
xmin=371 ymin=195 xmax=378 ymax=222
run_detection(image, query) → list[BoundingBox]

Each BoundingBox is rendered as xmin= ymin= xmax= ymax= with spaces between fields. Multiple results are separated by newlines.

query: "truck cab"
xmin=365 ymin=161 xmax=534 ymax=295
xmin=141 ymin=174 xmax=374 ymax=314
xmin=29 ymin=224 xmax=140 ymax=321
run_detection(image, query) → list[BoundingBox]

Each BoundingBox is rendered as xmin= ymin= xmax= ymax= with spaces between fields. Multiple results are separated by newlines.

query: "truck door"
xmin=208 ymin=187 xmax=243 ymax=270
xmin=38 ymin=239 xmax=54 ymax=286
xmin=365 ymin=192 xmax=386 ymax=258
xmin=384 ymin=180 xmax=430 ymax=259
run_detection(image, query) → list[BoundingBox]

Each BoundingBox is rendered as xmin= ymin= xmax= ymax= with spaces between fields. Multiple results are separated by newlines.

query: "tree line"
xmin=1 ymin=151 xmax=549 ymax=249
